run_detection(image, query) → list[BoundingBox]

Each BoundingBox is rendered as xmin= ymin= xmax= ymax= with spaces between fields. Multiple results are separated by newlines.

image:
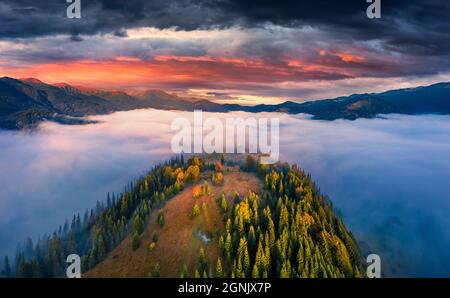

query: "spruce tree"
xmin=198 ymin=247 xmax=207 ymax=273
xmin=131 ymin=232 xmax=140 ymax=251
xmin=215 ymin=258 xmax=224 ymax=278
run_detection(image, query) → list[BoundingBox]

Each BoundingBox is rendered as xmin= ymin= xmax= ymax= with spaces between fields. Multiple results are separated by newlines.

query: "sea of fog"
xmin=0 ymin=109 xmax=449 ymax=277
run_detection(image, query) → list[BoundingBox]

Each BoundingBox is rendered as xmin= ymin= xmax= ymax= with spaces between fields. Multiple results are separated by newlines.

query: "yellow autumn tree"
xmin=192 ymin=185 xmax=202 ymax=198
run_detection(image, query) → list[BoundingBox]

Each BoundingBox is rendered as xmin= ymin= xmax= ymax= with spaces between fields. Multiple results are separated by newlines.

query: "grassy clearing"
xmin=85 ymin=170 xmax=263 ymax=278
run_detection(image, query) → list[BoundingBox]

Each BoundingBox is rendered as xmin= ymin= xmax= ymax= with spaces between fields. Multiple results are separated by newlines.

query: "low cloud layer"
xmin=0 ymin=110 xmax=450 ymax=276
xmin=277 ymin=113 xmax=450 ymax=276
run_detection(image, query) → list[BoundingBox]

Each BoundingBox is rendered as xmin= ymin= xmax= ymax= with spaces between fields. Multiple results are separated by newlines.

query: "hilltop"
xmin=4 ymin=154 xmax=365 ymax=278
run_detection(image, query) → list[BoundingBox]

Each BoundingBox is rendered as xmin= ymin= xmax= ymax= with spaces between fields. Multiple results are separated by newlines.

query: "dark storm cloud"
xmin=217 ymin=0 xmax=450 ymax=55
xmin=1 ymin=0 xmax=450 ymax=94
xmin=1 ymin=0 xmax=449 ymax=55
xmin=0 ymin=0 xmax=226 ymax=38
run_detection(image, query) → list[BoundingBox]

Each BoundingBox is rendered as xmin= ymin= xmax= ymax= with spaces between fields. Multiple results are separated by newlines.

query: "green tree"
xmin=220 ymin=194 xmax=227 ymax=213
xmin=202 ymin=181 xmax=211 ymax=195
xmin=248 ymin=226 xmax=256 ymax=255
xmin=180 ymin=263 xmax=188 ymax=278
xmin=132 ymin=214 xmax=144 ymax=235
xmin=152 ymin=262 xmax=160 ymax=278
xmin=131 ymin=232 xmax=140 ymax=251
xmin=224 ymin=232 xmax=232 ymax=261
xmin=198 ymin=247 xmax=207 ymax=273
xmin=157 ymin=210 xmax=165 ymax=227
xmin=251 ymin=264 xmax=259 ymax=278
xmin=216 ymin=258 xmax=224 ymax=278
xmin=192 ymin=204 xmax=200 ymax=218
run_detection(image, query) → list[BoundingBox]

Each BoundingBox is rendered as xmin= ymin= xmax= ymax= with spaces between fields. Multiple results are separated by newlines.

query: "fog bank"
xmin=0 ymin=110 xmax=449 ymax=277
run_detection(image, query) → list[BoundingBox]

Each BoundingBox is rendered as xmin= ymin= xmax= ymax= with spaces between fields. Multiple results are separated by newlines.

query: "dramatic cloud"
xmin=1 ymin=0 xmax=450 ymax=54
xmin=0 ymin=1 xmax=449 ymax=102
xmin=1 ymin=25 xmax=450 ymax=103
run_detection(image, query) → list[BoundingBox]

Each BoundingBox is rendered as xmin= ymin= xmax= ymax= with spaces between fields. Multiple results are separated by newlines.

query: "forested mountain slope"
xmin=3 ymin=155 xmax=363 ymax=278
xmin=1 ymin=76 xmax=449 ymax=129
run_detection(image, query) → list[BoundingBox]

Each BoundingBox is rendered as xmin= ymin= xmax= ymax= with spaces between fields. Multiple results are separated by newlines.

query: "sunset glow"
xmin=0 ymin=2 xmax=449 ymax=104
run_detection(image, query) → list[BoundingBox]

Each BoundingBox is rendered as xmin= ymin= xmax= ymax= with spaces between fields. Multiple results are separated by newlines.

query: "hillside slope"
xmin=86 ymin=170 xmax=263 ymax=278
xmin=8 ymin=155 xmax=365 ymax=278
xmin=0 ymin=77 xmax=198 ymax=129
xmin=246 ymin=82 xmax=450 ymax=120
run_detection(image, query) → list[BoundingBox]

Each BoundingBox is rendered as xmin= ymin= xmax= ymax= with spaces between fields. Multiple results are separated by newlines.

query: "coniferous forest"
xmin=216 ymin=157 xmax=362 ymax=278
xmin=1 ymin=155 xmax=363 ymax=278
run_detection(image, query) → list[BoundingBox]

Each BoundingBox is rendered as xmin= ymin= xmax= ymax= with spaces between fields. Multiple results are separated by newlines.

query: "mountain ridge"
xmin=1 ymin=76 xmax=449 ymax=129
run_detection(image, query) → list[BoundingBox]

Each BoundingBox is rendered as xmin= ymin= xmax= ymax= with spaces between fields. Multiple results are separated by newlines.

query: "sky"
xmin=0 ymin=0 xmax=450 ymax=104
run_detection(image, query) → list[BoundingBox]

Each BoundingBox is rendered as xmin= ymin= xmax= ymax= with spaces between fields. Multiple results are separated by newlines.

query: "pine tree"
xmin=280 ymin=261 xmax=289 ymax=278
xmin=152 ymin=262 xmax=160 ymax=278
xmin=251 ymin=264 xmax=259 ymax=278
xmin=267 ymin=218 xmax=276 ymax=249
xmin=180 ymin=263 xmax=188 ymax=278
xmin=224 ymin=232 xmax=232 ymax=261
xmin=157 ymin=210 xmax=165 ymax=227
xmin=226 ymin=218 xmax=232 ymax=232
xmin=132 ymin=214 xmax=143 ymax=235
xmin=297 ymin=242 xmax=304 ymax=275
xmin=220 ymin=194 xmax=228 ymax=213
xmin=248 ymin=226 xmax=256 ymax=255
xmin=215 ymin=258 xmax=224 ymax=278
xmin=219 ymin=235 xmax=225 ymax=255
xmin=237 ymin=237 xmax=250 ymax=277
xmin=198 ymin=247 xmax=207 ymax=273
xmin=192 ymin=204 xmax=200 ymax=218
xmin=131 ymin=232 xmax=140 ymax=251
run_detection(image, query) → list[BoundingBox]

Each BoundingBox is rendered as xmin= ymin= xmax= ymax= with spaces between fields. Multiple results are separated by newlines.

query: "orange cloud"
xmin=337 ymin=53 xmax=364 ymax=63
xmin=319 ymin=49 xmax=364 ymax=63
xmin=114 ymin=56 xmax=143 ymax=62
xmin=0 ymin=53 xmax=353 ymax=91
xmin=288 ymin=60 xmax=303 ymax=67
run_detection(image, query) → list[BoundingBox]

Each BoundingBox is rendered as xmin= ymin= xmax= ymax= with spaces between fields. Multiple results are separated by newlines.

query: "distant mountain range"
xmin=1 ymin=76 xmax=449 ymax=129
